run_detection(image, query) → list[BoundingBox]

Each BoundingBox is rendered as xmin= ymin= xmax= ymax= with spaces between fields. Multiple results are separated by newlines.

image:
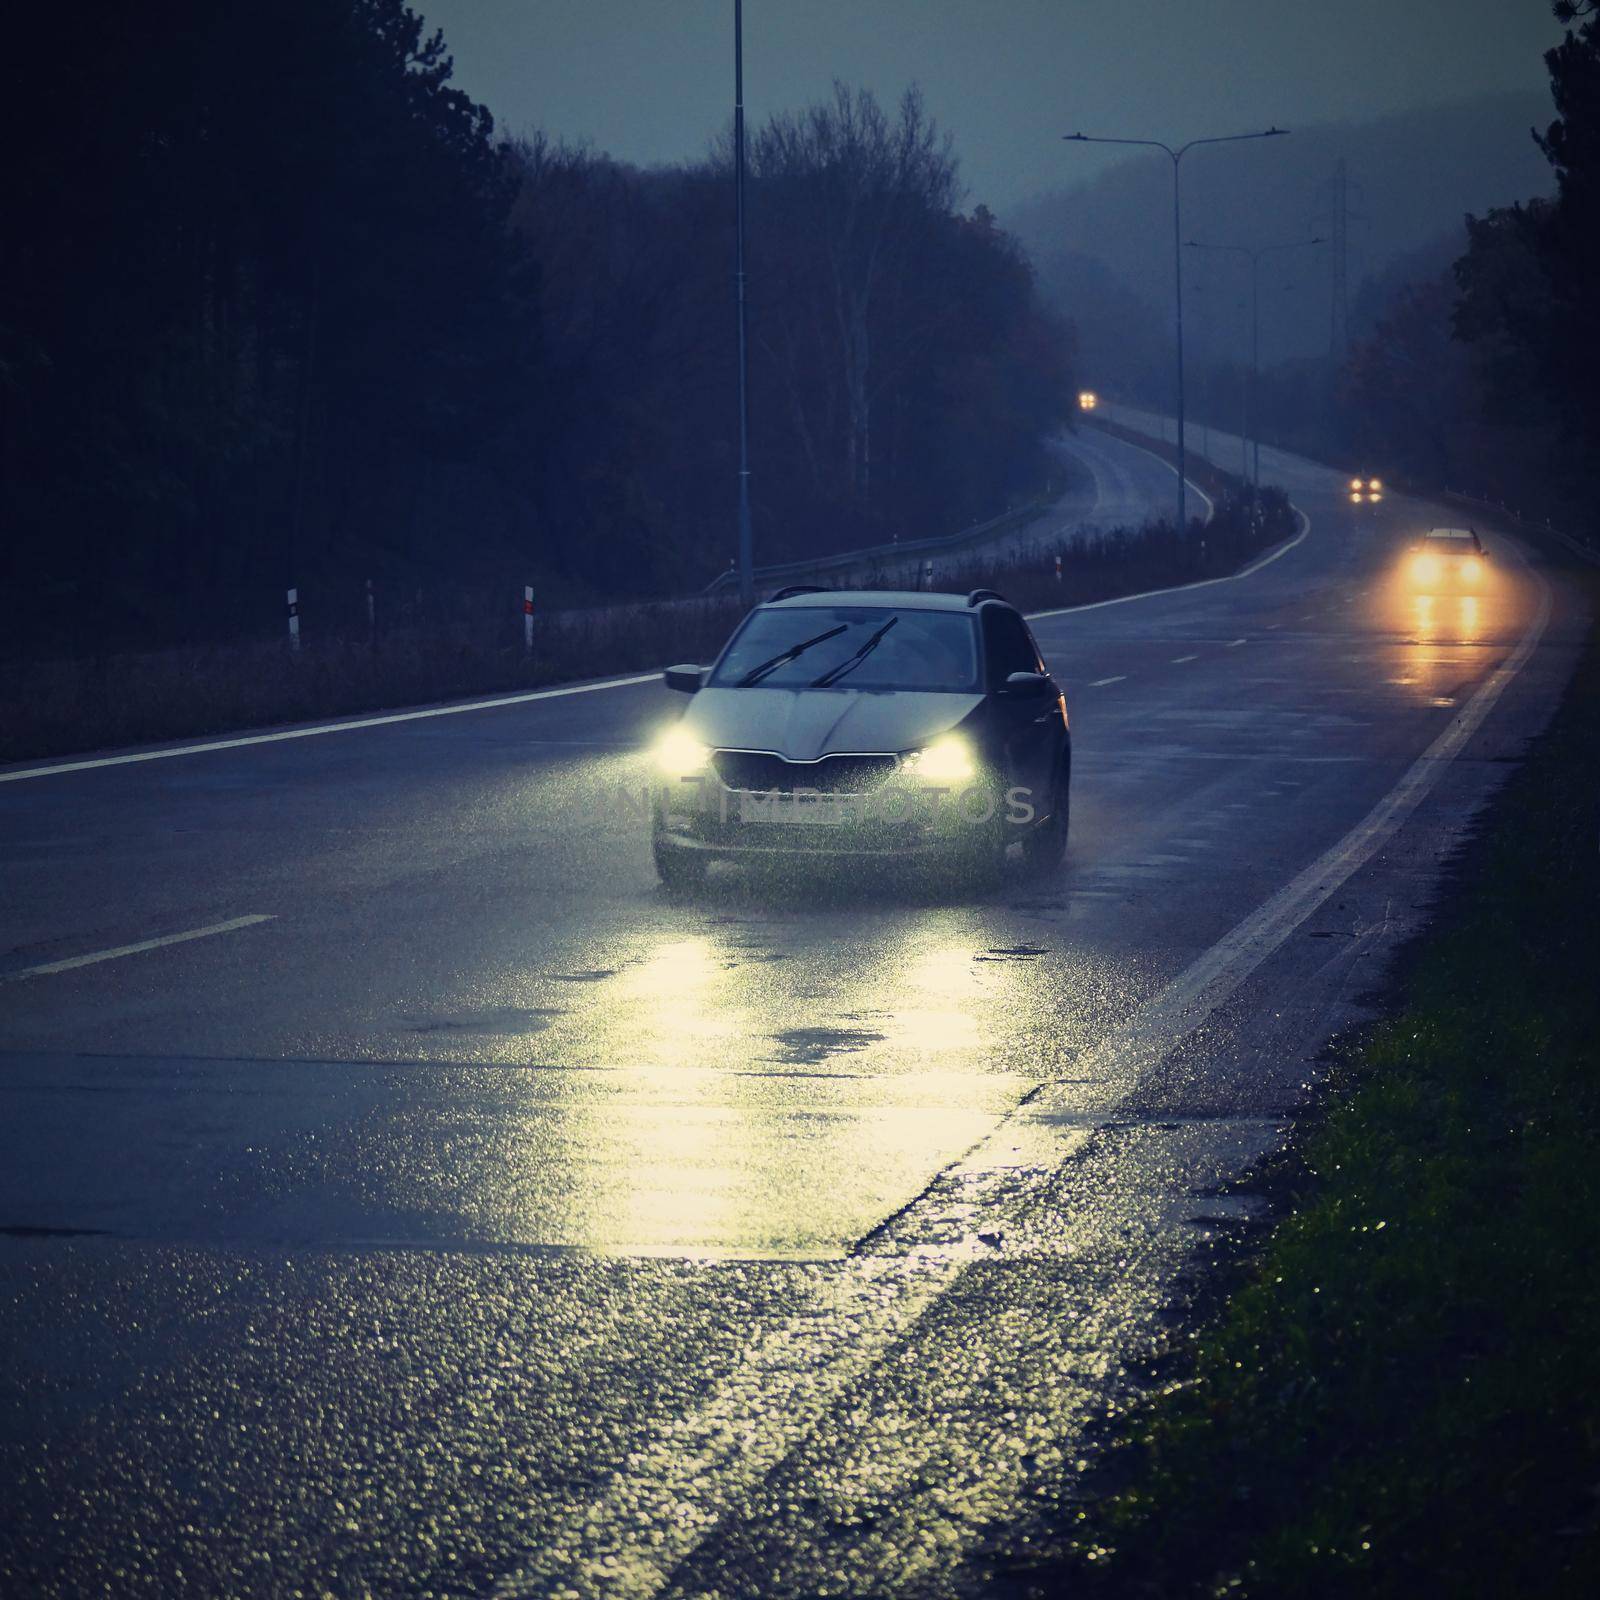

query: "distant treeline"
xmin=0 ymin=2 xmax=1073 ymax=659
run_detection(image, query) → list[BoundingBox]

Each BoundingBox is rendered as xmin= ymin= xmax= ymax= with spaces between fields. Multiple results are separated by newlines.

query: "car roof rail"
xmin=767 ymin=584 xmax=831 ymax=602
xmin=966 ymin=588 xmax=1009 ymax=607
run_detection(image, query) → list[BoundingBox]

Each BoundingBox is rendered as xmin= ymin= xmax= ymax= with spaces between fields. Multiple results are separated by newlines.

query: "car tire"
xmin=653 ymin=838 xmax=707 ymax=893
xmin=1022 ymin=756 xmax=1070 ymax=872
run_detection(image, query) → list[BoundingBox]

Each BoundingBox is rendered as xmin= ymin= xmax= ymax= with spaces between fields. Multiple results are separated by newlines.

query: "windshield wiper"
xmin=736 ymin=623 xmax=849 ymax=687
xmin=812 ymin=618 xmax=898 ymax=687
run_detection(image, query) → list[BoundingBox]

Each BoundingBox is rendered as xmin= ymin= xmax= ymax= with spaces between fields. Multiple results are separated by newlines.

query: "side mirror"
xmin=1003 ymin=670 xmax=1051 ymax=698
xmin=663 ymin=664 xmax=704 ymax=694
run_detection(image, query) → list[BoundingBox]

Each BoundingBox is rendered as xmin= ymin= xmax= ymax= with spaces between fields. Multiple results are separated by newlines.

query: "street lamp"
xmin=1186 ymin=236 xmax=1323 ymax=492
xmin=1062 ymin=128 xmax=1288 ymax=535
xmin=733 ymin=0 xmax=754 ymax=605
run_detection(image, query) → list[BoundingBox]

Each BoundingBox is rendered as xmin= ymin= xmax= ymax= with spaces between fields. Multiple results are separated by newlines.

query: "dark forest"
xmin=0 ymin=1 xmax=1073 ymax=658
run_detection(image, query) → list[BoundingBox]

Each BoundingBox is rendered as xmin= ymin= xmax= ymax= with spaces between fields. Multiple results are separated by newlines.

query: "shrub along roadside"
xmin=1012 ymin=567 xmax=1600 ymax=1599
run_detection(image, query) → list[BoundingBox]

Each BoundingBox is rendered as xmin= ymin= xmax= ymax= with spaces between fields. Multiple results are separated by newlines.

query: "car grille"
xmin=711 ymin=751 xmax=898 ymax=794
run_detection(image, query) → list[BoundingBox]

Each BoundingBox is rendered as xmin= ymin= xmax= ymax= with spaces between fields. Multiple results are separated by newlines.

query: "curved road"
xmin=0 ymin=433 xmax=1584 ymax=1598
xmin=786 ymin=421 xmax=1200 ymax=592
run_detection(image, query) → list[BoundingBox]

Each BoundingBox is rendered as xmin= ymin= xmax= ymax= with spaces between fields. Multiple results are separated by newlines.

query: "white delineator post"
xmin=286 ymin=587 xmax=300 ymax=651
xmin=523 ymin=585 xmax=534 ymax=654
xmin=1055 ymin=553 xmax=1062 ymax=582
xmin=922 ymin=559 xmax=933 ymax=591
xmin=365 ymin=577 xmax=375 ymax=636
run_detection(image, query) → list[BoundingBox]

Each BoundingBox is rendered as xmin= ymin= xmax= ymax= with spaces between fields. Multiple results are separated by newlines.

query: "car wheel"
xmin=653 ymin=838 xmax=707 ymax=893
xmin=1022 ymin=758 xmax=1070 ymax=872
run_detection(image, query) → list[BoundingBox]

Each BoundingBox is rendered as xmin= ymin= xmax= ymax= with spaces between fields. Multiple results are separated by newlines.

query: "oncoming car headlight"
xmin=903 ymin=733 xmax=976 ymax=784
xmin=653 ymin=726 xmax=710 ymax=776
xmin=1412 ymin=551 xmax=1441 ymax=582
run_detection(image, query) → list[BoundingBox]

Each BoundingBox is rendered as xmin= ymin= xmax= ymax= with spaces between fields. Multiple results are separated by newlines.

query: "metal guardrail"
xmin=700 ymin=488 xmax=1057 ymax=597
xmin=1439 ymin=488 xmax=1599 ymax=569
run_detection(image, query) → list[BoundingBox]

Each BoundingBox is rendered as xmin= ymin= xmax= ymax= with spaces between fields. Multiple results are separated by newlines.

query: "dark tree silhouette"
xmin=0 ymin=12 xmax=1073 ymax=660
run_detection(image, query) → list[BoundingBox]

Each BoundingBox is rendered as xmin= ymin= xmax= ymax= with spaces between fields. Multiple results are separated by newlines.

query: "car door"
xmin=981 ymin=606 xmax=1056 ymax=816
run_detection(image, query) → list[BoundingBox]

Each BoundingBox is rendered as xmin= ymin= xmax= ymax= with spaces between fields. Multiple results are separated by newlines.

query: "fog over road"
xmin=0 ymin=430 xmax=1584 ymax=1597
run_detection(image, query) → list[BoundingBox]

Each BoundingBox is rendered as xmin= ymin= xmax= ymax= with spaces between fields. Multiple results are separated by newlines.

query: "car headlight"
xmin=903 ymin=733 xmax=976 ymax=784
xmin=1351 ymin=491 xmax=1364 ymax=503
xmin=1462 ymin=555 xmax=1482 ymax=581
xmin=653 ymin=726 xmax=710 ymax=776
xmin=1369 ymin=478 xmax=1382 ymax=491
xmin=1350 ymin=477 xmax=1364 ymax=491
xmin=1412 ymin=552 xmax=1441 ymax=581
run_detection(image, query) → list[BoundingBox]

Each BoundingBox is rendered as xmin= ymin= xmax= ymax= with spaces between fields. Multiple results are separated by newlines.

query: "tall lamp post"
xmin=734 ymin=0 xmax=754 ymax=604
xmin=1062 ymin=128 xmax=1287 ymax=535
xmin=1186 ymin=235 xmax=1323 ymax=492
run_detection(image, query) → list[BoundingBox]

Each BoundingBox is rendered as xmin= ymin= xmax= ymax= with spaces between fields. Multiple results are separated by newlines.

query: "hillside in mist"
xmin=1008 ymin=90 xmax=1552 ymax=394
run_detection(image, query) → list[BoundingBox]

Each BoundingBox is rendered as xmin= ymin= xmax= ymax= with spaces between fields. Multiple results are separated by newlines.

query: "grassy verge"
xmin=1026 ymin=569 xmax=1600 ymax=1599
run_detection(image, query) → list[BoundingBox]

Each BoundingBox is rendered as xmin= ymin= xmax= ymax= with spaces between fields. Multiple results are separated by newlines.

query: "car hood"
xmin=683 ymin=687 xmax=982 ymax=760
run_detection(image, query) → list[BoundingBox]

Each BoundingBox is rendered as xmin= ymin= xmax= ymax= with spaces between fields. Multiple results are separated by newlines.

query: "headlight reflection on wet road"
xmin=486 ymin=915 xmax=1054 ymax=1257
xmin=1382 ymin=559 xmax=1498 ymax=703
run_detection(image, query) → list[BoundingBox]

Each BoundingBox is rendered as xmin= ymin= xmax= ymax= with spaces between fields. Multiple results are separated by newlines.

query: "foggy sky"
xmin=418 ymin=0 xmax=1566 ymax=211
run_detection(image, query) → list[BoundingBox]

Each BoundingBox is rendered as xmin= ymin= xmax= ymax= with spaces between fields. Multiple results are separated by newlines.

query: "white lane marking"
xmin=1089 ymin=675 xmax=1128 ymax=687
xmin=494 ymin=1256 xmax=971 ymax=1600
xmin=4 ymin=915 xmax=275 ymax=980
xmin=1226 ymin=637 xmax=1248 ymax=648
xmin=500 ymin=552 xmax=1556 ymax=1600
xmin=1030 ymin=506 xmax=1310 ymax=621
xmin=0 ymin=674 xmax=662 ymax=784
xmin=1086 ymin=422 xmax=1217 ymax=525
xmin=1024 ymin=560 xmax=1553 ymax=1112
xmin=1171 ymin=654 xmax=1199 ymax=664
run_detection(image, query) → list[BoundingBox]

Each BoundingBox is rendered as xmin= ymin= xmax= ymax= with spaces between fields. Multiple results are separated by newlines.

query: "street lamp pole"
xmin=1063 ymin=128 xmax=1287 ymax=535
xmin=1185 ymin=235 xmax=1323 ymax=493
xmin=734 ymin=0 xmax=754 ymax=605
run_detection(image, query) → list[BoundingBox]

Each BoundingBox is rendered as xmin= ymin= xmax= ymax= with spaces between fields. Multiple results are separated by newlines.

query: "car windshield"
xmin=711 ymin=606 xmax=980 ymax=692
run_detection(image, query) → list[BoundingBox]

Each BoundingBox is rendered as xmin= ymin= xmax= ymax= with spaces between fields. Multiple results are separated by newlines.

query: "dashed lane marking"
xmin=4 ymin=915 xmax=275 ymax=980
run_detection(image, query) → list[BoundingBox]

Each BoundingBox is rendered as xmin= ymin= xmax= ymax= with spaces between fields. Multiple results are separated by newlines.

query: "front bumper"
xmin=653 ymin=775 xmax=1000 ymax=859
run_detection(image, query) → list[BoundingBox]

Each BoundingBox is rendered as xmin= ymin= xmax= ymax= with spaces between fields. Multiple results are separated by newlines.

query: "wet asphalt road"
xmin=0 ymin=425 xmax=1584 ymax=1599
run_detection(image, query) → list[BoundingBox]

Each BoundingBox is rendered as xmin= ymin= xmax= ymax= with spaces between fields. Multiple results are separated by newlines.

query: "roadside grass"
xmin=1025 ymin=568 xmax=1600 ymax=1599
xmin=0 ymin=474 xmax=1295 ymax=766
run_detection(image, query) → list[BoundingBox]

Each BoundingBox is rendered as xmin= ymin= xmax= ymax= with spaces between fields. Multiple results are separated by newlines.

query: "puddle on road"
xmin=770 ymin=1026 xmax=889 ymax=1065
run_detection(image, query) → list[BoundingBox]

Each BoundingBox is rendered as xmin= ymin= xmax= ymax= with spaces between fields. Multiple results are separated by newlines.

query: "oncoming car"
xmin=1407 ymin=526 xmax=1486 ymax=587
xmin=649 ymin=587 xmax=1071 ymax=888
xmin=1350 ymin=474 xmax=1384 ymax=504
